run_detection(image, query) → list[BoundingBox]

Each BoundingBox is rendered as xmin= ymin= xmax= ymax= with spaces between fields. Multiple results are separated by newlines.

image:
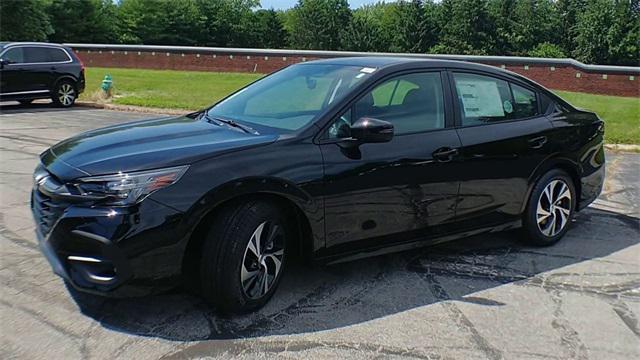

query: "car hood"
xmin=44 ymin=115 xmax=278 ymax=177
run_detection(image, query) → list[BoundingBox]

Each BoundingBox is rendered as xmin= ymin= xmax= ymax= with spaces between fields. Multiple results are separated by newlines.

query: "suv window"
xmin=24 ymin=47 xmax=70 ymax=63
xmin=328 ymin=72 xmax=445 ymax=138
xmin=453 ymin=72 xmax=539 ymax=126
xmin=2 ymin=47 xmax=24 ymax=63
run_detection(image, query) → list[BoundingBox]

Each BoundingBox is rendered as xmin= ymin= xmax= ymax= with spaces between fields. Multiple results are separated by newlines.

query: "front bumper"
xmin=31 ymin=188 xmax=186 ymax=297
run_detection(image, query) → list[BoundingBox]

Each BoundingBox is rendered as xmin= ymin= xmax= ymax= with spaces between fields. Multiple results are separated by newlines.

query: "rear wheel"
xmin=523 ymin=169 xmax=576 ymax=246
xmin=200 ymin=201 xmax=288 ymax=313
xmin=52 ymin=80 xmax=77 ymax=107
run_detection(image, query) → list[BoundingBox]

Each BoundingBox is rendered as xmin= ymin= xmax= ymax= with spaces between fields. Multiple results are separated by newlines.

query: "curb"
xmin=76 ymin=101 xmax=190 ymax=115
xmin=604 ymin=144 xmax=640 ymax=152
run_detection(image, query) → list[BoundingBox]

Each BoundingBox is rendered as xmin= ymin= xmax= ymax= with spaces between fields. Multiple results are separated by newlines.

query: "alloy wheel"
xmin=240 ymin=221 xmax=285 ymax=299
xmin=58 ymin=84 xmax=76 ymax=106
xmin=536 ymin=179 xmax=572 ymax=237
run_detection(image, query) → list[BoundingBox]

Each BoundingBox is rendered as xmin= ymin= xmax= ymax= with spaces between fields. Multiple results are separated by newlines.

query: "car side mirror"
xmin=0 ymin=59 xmax=7 ymax=69
xmin=350 ymin=117 xmax=394 ymax=144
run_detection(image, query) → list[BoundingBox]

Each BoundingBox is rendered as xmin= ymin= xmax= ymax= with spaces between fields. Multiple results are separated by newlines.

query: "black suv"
xmin=31 ymin=57 xmax=605 ymax=313
xmin=0 ymin=42 xmax=85 ymax=107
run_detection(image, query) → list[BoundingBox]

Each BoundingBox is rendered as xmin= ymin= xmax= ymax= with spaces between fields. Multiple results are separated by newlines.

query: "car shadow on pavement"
xmin=69 ymin=207 xmax=639 ymax=341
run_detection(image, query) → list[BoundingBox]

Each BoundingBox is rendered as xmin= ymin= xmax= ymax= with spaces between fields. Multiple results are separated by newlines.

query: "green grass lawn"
xmin=82 ymin=67 xmax=263 ymax=110
xmin=555 ymin=91 xmax=639 ymax=145
xmin=82 ymin=67 xmax=639 ymax=144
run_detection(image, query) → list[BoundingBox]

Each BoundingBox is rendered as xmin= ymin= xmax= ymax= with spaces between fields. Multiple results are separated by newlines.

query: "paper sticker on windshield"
xmin=360 ymin=67 xmax=376 ymax=74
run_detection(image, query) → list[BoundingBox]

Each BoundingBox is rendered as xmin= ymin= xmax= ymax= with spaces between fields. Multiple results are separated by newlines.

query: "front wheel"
xmin=523 ymin=169 xmax=576 ymax=246
xmin=52 ymin=80 xmax=77 ymax=107
xmin=200 ymin=201 xmax=288 ymax=313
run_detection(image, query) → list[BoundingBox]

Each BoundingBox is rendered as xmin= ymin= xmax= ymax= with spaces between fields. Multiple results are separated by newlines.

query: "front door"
xmin=319 ymin=71 xmax=462 ymax=255
xmin=0 ymin=47 xmax=27 ymax=94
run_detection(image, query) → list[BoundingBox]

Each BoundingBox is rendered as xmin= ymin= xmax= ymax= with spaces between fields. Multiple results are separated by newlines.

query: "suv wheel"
xmin=200 ymin=201 xmax=288 ymax=313
xmin=523 ymin=169 xmax=576 ymax=246
xmin=52 ymin=80 xmax=77 ymax=107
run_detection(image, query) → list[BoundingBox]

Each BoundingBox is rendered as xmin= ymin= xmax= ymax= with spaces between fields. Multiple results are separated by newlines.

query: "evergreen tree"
xmin=288 ymin=0 xmax=351 ymax=50
xmin=0 ymin=0 xmax=53 ymax=42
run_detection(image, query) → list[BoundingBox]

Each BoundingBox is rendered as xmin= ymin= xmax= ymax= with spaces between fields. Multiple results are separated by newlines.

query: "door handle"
xmin=432 ymin=147 xmax=459 ymax=162
xmin=528 ymin=136 xmax=547 ymax=149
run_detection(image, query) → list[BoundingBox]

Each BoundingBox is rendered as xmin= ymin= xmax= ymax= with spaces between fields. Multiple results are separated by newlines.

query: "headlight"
xmin=76 ymin=165 xmax=188 ymax=205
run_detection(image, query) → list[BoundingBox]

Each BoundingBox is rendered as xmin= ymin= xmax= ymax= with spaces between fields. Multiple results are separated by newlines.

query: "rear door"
xmin=22 ymin=46 xmax=70 ymax=92
xmin=449 ymin=71 xmax=553 ymax=228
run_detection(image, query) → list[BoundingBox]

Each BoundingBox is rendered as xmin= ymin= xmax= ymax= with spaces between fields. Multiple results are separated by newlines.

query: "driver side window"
xmin=327 ymin=72 xmax=445 ymax=139
xmin=2 ymin=48 xmax=24 ymax=64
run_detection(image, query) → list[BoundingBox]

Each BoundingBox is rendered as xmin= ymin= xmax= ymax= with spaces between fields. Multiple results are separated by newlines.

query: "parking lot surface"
xmin=1 ymin=104 xmax=639 ymax=359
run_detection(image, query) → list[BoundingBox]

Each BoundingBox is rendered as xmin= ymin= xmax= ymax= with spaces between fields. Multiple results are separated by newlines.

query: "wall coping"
xmin=65 ymin=43 xmax=640 ymax=74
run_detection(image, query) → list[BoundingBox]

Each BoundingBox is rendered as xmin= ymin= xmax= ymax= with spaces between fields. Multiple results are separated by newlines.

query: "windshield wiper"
xmin=200 ymin=112 xmax=258 ymax=135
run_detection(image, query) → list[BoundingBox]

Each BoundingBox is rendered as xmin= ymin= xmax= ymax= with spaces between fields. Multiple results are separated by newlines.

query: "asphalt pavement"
xmin=1 ymin=102 xmax=639 ymax=359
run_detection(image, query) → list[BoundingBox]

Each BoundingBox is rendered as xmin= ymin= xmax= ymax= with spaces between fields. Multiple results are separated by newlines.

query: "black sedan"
xmin=31 ymin=57 xmax=605 ymax=313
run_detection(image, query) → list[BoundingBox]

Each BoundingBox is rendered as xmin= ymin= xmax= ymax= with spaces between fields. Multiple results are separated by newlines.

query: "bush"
xmin=528 ymin=42 xmax=567 ymax=58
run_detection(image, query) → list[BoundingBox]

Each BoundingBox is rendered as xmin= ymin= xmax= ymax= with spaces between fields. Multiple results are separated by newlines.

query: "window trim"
xmin=317 ymin=69 xmax=452 ymax=144
xmin=447 ymin=70 xmax=543 ymax=128
xmin=0 ymin=45 xmax=73 ymax=65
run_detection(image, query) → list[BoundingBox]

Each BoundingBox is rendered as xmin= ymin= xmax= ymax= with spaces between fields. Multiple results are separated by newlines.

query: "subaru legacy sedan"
xmin=32 ymin=57 xmax=605 ymax=312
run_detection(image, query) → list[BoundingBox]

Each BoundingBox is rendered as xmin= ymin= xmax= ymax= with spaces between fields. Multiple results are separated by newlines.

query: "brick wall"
xmin=69 ymin=45 xmax=639 ymax=97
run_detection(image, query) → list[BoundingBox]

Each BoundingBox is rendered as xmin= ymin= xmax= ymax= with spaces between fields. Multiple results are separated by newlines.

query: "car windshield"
xmin=207 ymin=64 xmax=374 ymax=131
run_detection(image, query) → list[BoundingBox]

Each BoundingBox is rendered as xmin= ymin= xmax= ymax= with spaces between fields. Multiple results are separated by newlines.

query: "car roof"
xmin=304 ymin=56 xmax=499 ymax=71
xmin=303 ymin=56 xmax=546 ymax=91
xmin=2 ymin=42 xmax=66 ymax=48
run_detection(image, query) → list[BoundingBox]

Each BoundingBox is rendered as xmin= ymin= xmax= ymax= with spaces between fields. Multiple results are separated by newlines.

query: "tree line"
xmin=1 ymin=0 xmax=638 ymax=66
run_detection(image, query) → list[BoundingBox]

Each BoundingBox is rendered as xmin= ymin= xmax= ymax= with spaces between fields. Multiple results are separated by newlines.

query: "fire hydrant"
xmin=101 ymin=74 xmax=113 ymax=97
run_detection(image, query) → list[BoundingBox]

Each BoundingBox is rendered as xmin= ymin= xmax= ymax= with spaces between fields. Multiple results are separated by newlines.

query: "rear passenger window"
xmin=23 ymin=47 xmax=69 ymax=63
xmin=453 ymin=73 xmax=539 ymax=126
xmin=24 ymin=47 xmax=50 ymax=63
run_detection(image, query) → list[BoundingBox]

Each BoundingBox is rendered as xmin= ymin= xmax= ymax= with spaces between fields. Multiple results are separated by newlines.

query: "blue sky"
xmin=260 ymin=0 xmax=394 ymax=10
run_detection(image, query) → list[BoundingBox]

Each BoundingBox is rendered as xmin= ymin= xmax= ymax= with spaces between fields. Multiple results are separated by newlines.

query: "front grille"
xmin=32 ymin=189 xmax=68 ymax=236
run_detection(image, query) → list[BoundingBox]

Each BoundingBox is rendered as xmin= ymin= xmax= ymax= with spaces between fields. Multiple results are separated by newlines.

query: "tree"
xmin=383 ymin=0 xmax=433 ymax=53
xmin=556 ymin=0 xmax=587 ymax=56
xmin=606 ymin=0 xmax=639 ymax=66
xmin=47 ymin=0 xmax=120 ymax=43
xmin=288 ymin=0 xmax=351 ymax=50
xmin=572 ymin=0 xmax=638 ymax=65
xmin=430 ymin=0 xmax=497 ymax=55
xmin=489 ymin=0 xmax=560 ymax=56
xmin=116 ymin=0 xmax=203 ymax=46
xmin=0 ymin=0 xmax=53 ymax=42
xmin=251 ymin=9 xmax=288 ymax=48
xmin=340 ymin=4 xmax=388 ymax=52
xmin=528 ymin=42 xmax=566 ymax=58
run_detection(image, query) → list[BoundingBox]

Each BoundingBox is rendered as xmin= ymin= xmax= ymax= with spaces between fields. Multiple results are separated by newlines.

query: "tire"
xmin=18 ymin=99 xmax=33 ymax=105
xmin=523 ymin=169 xmax=576 ymax=246
xmin=51 ymin=80 xmax=77 ymax=107
xmin=200 ymin=200 xmax=288 ymax=313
